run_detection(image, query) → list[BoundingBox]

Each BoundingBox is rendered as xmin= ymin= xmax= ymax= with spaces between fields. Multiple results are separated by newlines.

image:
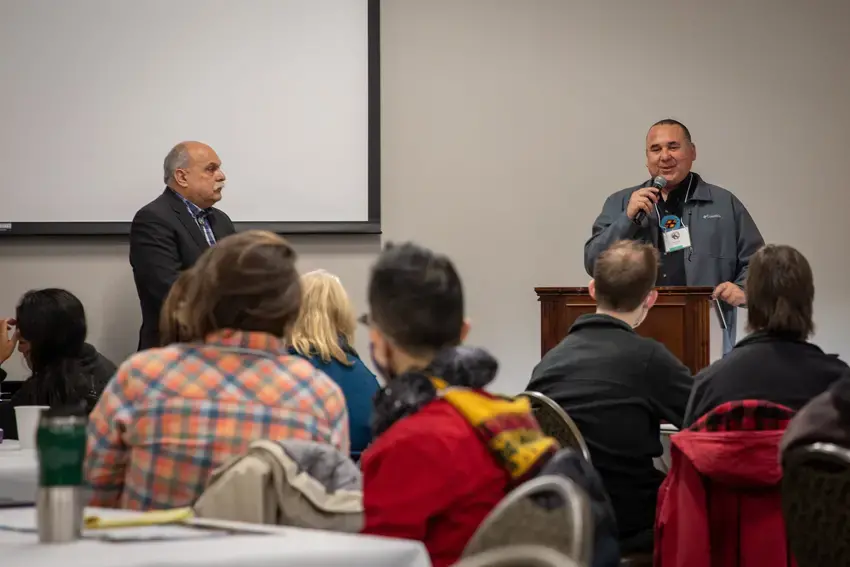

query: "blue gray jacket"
xmin=584 ymin=173 xmax=764 ymax=348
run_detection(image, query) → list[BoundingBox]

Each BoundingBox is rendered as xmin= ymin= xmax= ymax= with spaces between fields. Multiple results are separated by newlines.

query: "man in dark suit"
xmin=130 ymin=141 xmax=236 ymax=350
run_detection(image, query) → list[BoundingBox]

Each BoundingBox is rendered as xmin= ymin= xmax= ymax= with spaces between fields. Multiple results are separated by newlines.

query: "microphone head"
xmin=652 ymin=176 xmax=668 ymax=189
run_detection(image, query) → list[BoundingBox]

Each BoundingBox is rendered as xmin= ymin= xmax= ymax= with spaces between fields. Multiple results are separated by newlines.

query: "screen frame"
xmin=0 ymin=0 xmax=381 ymax=237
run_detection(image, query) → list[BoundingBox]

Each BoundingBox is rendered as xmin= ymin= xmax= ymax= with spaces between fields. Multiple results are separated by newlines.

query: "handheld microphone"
xmin=633 ymin=176 xmax=667 ymax=224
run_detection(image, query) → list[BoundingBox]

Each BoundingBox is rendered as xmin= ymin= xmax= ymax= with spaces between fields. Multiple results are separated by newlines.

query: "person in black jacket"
xmin=130 ymin=141 xmax=236 ymax=351
xmin=0 ymin=289 xmax=116 ymax=439
xmin=780 ymin=370 xmax=850 ymax=460
xmin=527 ymin=239 xmax=692 ymax=553
xmin=685 ymin=244 xmax=848 ymax=426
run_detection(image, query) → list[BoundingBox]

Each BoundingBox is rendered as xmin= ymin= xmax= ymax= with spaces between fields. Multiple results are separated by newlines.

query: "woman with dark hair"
xmin=0 ymin=288 xmax=116 ymax=439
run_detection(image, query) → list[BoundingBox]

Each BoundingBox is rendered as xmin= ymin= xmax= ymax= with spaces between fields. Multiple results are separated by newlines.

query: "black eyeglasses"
xmin=357 ymin=313 xmax=371 ymax=326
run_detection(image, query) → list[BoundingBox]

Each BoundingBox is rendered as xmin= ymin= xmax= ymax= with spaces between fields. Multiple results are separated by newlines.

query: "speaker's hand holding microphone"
xmin=629 ymin=176 xmax=667 ymax=225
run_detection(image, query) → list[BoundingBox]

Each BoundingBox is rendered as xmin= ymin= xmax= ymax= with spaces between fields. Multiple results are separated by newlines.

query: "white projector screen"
xmin=0 ymin=0 xmax=380 ymax=236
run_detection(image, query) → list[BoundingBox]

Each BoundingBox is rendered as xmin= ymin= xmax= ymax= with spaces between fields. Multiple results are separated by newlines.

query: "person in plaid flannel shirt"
xmin=86 ymin=230 xmax=349 ymax=510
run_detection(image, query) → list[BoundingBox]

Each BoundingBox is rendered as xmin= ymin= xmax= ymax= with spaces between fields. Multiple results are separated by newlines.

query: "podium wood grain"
xmin=535 ymin=286 xmax=713 ymax=374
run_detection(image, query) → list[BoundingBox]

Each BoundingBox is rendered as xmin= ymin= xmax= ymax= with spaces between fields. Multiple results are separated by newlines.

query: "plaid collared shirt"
xmin=86 ymin=329 xmax=349 ymax=510
xmin=170 ymin=188 xmax=216 ymax=246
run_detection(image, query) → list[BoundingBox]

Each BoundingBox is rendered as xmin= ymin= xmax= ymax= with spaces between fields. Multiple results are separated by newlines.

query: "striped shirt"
xmin=85 ymin=329 xmax=349 ymax=510
xmin=170 ymin=188 xmax=217 ymax=246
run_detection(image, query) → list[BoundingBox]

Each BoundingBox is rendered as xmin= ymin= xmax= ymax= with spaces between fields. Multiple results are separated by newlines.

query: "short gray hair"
xmin=163 ymin=143 xmax=191 ymax=184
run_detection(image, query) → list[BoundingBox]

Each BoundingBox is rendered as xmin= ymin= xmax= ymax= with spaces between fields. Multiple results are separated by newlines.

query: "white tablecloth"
xmin=0 ymin=441 xmax=38 ymax=501
xmin=0 ymin=506 xmax=431 ymax=567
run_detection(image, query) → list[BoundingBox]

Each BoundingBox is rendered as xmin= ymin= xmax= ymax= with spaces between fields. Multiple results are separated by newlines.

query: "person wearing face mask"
xmin=527 ymin=239 xmax=692 ymax=555
xmin=584 ymin=119 xmax=764 ymax=354
xmin=130 ymin=141 xmax=236 ymax=351
xmin=359 ymin=242 xmax=558 ymax=567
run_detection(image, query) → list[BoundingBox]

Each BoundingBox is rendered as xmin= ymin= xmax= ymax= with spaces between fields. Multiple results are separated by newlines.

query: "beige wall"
xmin=1 ymin=0 xmax=848 ymax=392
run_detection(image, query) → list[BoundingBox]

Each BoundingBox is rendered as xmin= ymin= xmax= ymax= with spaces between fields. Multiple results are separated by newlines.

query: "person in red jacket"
xmin=359 ymin=242 xmax=556 ymax=567
xmin=655 ymin=400 xmax=798 ymax=567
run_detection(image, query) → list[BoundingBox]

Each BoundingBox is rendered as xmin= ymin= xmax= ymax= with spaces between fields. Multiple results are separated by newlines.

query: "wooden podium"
xmin=535 ymin=286 xmax=714 ymax=374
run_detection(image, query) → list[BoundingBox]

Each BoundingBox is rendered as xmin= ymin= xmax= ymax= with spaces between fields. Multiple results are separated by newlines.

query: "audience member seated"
xmin=0 ymin=289 xmax=115 ymax=439
xmin=684 ymin=244 xmax=848 ymax=426
xmin=288 ymin=269 xmax=380 ymax=458
xmin=86 ymin=230 xmax=350 ymax=510
xmin=526 ymin=239 xmax=691 ymax=554
xmin=359 ymin=242 xmax=556 ymax=567
xmin=780 ymin=369 xmax=850 ymax=457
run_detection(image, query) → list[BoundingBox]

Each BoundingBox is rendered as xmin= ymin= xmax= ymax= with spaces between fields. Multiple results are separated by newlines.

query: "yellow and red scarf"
xmin=433 ymin=378 xmax=558 ymax=484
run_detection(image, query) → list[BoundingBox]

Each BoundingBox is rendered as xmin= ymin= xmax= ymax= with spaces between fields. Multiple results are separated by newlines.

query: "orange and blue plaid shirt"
xmin=85 ymin=329 xmax=349 ymax=510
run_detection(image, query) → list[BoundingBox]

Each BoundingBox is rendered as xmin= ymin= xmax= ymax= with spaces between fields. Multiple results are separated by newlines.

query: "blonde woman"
xmin=290 ymin=269 xmax=379 ymax=458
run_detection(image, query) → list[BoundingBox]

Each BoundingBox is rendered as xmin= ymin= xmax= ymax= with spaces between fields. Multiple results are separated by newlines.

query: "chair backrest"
xmin=520 ymin=391 xmax=591 ymax=463
xmin=781 ymin=442 xmax=850 ymax=567
xmin=462 ymin=475 xmax=594 ymax=566
xmin=453 ymin=544 xmax=582 ymax=567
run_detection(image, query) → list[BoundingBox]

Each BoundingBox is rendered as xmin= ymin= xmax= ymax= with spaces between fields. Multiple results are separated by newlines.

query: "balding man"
xmin=130 ymin=142 xmax=236 ymax=350
xmin=585 ymin=119 xmax=764 ymax=352
xmin=528 ymin=240 xmax=691 ymax=554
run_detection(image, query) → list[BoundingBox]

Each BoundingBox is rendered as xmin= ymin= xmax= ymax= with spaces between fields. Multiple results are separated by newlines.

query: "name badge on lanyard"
xmin=662 ymin=224 xmax=692 ymax=252
xmin=657 ymin=174 xmax=694 ymax=254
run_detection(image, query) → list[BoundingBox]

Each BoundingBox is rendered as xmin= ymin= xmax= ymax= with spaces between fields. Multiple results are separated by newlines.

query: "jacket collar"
xmin=203 ymin=329 xmax=288 ymax=355
xmin=733 ymin=329 xmax=820 ymax=352
xmin=641 ymin=173 xmax=709 ymax=250
xmin=568 ymin=313 xmax=636 ymax=334
xmin=78 ymin=342 xmax=99 ymax=364
xmin=686 ymin=172 xmax=712 ymax=202
xmin=287 ymin=339 xmax=359 ymax=361
xmin=164 ymin=187 xmax=210 ymax=251
xmin=371 ymin=346 xmax=499 ymax=438
xmin=640 ymin=172 xmax=712 ymax=203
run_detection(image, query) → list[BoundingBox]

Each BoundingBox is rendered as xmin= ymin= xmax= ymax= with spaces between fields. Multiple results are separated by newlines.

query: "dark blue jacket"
xmin=289 ymin=345 xmax=380 ymax=458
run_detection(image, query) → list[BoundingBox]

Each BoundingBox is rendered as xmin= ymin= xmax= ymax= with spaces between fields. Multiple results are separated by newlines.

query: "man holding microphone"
xmin=584 ymin=119 xmax=764 ymax=352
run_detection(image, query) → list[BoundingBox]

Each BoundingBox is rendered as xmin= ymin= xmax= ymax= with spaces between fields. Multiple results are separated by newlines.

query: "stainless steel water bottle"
xmin=36 ymin=404 xmax=88 ymax=543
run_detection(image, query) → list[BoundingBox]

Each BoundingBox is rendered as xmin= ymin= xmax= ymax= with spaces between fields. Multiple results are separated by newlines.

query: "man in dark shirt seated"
xmin=685 ymin=244 xmax=848 ymax=426
xmin=527 ymin=239 xmax=692 ymax=553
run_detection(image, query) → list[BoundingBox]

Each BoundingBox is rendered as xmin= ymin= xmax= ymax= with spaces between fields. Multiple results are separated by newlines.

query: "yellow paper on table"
xmin=84 ymin=507 xmax=194 ymax=530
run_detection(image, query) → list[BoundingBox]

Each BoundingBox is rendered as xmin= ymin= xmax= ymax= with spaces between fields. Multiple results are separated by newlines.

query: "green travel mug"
xmin=36 ymin=404 xmax=88 ymax=543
